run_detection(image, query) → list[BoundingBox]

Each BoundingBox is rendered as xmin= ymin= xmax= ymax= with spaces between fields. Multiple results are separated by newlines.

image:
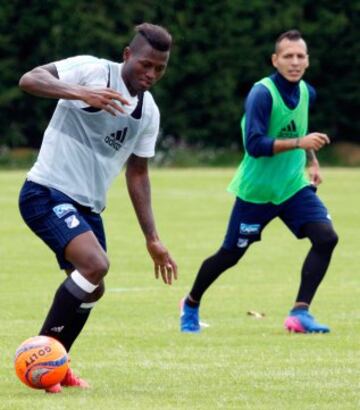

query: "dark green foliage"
xmin=0 ymin=0 xmax=358 ymax=148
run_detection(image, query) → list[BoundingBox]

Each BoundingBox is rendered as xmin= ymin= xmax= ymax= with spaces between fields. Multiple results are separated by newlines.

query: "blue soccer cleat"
xmin=180 ymin=298 xmax=201 ymax=333
xmin=284 ymin=309 xmax=330 ymax=333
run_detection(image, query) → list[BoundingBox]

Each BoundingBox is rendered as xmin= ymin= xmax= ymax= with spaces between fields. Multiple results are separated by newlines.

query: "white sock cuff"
xmin=71 ymin=270 xmax=99 ymax=293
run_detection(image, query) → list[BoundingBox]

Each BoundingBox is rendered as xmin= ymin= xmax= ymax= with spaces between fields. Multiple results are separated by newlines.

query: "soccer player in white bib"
xmin=18 ymin=23 xmax=177 ymax=392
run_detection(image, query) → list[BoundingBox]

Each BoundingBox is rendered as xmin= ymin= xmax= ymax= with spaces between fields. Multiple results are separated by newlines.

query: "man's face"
xmin=122 ymin=42 xmax=169 ymax=95
xmin=272 ymin=38 xmax=309 ymax=82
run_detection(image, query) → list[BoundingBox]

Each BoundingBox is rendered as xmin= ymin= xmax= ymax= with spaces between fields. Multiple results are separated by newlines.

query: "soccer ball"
xmin=14 ymin=335 xmax=68 ymax=389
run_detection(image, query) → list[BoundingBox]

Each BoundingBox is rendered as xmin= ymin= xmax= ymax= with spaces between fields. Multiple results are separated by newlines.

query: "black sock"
xmin=39 ymin=277 xmax=93 ymax=352
xmin=189 ymin=247 xmax=247 ymax=303
xmin=296 ymin=223 xmax=338 ymax=305
xmin=295 ymin=247 xmax=333 ymax=305
xmin=61 ymin=305 xmax=92 ymax=352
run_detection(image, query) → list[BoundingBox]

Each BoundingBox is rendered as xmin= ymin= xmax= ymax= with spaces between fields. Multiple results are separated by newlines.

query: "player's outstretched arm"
xmin=125 ymin=154 xmax=178 ymax=285
xmin=18 ymin=63 xmax=130 ymax=116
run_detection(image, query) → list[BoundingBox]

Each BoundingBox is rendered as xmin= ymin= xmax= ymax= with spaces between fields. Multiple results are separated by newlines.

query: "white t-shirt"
xmin=27 ymin=55 xmax=160 ymax=213
xmin=55 ymin=55 xmax=139 ymax=111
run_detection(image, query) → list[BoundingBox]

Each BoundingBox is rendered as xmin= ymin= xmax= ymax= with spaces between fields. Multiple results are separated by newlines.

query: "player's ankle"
xmin=186 ymin=295 xmax=200 ymax=308
xmin=292 ymin=302 xmax=309 ymax=311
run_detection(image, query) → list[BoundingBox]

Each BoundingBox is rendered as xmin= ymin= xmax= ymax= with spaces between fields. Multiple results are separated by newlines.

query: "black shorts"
xmin=19 ymin=180 xmax=106 ymax=270
xmin=223 ymin=185 xmax=332 ymax=250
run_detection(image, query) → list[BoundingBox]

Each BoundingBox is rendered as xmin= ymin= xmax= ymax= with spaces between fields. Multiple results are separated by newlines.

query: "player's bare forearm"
xmin=306 ymin=149 xmax=318 ymax=165
xmin=306 ymin=149 xmax=322 ymax=185
xmin=126 ymin=154 xmax=178 ymax=284
xmin=273 ymin=132 xmax=330 ymax=154
xmin=273 ymin=138 xmax=300 ymax=154
xmin=126 ymin=155 xmax=158 ymax=242
xmin=19 ymin=64 xmax=86 ymax=100
xmin=19 ymin=64 xmax=129 ymax=115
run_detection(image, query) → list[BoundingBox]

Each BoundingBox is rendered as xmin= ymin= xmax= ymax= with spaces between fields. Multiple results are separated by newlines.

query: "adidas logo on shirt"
xmin=104 ymin=127 xmax=128 ymax=151
xmin=279 ymin=120 xmax=298 ymax=138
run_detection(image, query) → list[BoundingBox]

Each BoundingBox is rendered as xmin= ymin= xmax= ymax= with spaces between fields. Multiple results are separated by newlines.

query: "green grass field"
xmin=0 ymin=168 xmax=359 ymax=410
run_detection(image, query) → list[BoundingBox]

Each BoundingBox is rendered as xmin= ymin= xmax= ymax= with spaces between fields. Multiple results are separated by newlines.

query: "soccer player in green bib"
xmin=180 ymin=30 xmax=338 ymax=334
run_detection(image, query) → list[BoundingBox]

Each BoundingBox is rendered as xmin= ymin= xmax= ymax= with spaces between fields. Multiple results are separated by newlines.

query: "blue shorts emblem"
xmin=53 ymin=203 xmax=77 ymax=218
xmin=240 ymin=223 xmax=261 ymax=235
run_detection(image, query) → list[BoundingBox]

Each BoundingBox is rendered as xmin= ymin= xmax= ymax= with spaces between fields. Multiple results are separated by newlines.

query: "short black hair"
xmin=133 ymin=23 xmax=172 ymax=52
xmin=275 ymin=30 xmax=306 ymax=52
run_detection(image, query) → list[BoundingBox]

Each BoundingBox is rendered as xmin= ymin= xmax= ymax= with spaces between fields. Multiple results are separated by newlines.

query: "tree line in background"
xmin=0 ymin=0 xmax=358 ymax=150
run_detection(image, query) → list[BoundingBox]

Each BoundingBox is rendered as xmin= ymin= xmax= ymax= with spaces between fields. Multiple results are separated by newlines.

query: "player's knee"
xmin=313 ymin=228 xmax=339 ymax=253
xmin=91 ymin=254 xmax=110 ymax=278
xmin=325 ymin=230 xmax=339 ymax=251
xmin=82 ymin=253 xmax=110 ymax=283
xmin=216 ymin=246 xmax=247 ymax=268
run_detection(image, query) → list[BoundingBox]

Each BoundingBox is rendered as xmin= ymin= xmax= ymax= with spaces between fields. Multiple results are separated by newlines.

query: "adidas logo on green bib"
xmin=279 ymin=120 xmax=297 ymax=138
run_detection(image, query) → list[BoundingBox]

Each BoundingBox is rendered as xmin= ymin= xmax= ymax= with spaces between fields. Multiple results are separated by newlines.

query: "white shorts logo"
xmin=65 ymin=215 xmax=80 ymax=229
xmin=237 ymin=238 xmax=249 ymax=248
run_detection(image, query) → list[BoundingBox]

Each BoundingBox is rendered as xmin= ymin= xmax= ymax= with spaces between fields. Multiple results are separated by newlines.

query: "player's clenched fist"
xmin=299 ymin=132 xmax=330 ymax=151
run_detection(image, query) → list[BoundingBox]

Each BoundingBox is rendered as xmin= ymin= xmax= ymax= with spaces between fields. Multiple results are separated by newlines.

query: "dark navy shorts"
xmin=223 ymin=185 xmax=333 ymax=250
xmin=19 ymin=180 xmax=106 ymax=270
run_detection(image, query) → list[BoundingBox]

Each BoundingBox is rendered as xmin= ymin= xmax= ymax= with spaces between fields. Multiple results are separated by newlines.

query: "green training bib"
xmin=228 ymin=77 xmax=310 ymax=204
